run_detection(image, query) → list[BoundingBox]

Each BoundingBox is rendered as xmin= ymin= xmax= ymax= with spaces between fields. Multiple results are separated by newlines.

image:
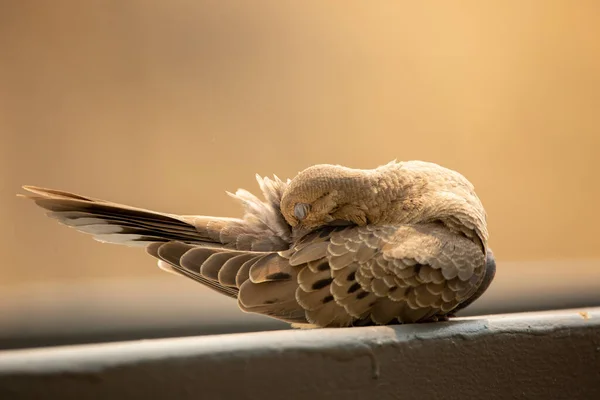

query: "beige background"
xmin=1 ymin=1 xmax=599 ymax=289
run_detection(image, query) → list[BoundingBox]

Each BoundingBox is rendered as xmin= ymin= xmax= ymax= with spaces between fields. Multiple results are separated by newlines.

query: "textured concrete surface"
xmin=0 ymin=308 xmax=599 ymax=400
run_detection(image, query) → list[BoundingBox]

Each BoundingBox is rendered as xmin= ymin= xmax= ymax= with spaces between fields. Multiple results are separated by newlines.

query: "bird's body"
xmin=21 ymin=160 xmax=495 ymax=328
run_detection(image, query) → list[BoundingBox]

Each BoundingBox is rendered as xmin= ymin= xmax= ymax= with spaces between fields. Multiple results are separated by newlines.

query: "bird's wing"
xmin=120 ymin=222 xmax=489 ymax=327
xmin=285 ymin=223 xmax=488 ymax=326
xmin=146 ymin=240 xmax=309 ymax=323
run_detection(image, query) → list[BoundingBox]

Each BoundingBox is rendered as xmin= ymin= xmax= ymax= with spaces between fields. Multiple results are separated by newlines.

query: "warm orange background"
xmin=2 ymin=1 xmax=599 ymax=287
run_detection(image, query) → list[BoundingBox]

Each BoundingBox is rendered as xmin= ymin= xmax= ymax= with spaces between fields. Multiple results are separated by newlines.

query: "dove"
xmin=20 ymin=160 xmax=495 ymax=328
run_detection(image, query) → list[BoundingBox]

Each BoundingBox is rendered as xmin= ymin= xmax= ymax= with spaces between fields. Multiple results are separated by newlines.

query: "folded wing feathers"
xmin=146 ymin=242 xmax=238 ymax=298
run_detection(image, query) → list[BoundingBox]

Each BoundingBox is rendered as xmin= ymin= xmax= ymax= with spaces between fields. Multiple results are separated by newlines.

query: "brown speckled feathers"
xmin=20 ymin=160 xmax=495 ymax=327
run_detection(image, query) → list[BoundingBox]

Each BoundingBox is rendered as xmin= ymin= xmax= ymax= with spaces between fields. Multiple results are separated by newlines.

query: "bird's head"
xmin=280 ymin=164 xmax=370 ymax=236
xmin=280 ymin=160 xmax=489 ymax=248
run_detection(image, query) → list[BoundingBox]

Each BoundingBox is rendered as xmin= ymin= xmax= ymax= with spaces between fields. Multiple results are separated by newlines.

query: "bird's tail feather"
xmin=21 ymin=174 xmax=293 ymax=252
xmin=19 ymin=185 xmax=221 ymax=247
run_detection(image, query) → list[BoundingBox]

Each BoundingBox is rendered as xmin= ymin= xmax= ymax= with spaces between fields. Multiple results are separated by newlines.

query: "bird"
xmin=19 ymin=160 xmax=495 ymax=328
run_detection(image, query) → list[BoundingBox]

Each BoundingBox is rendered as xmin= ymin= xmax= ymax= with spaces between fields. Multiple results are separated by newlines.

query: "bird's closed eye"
xmin=294 ymin=203 xmax=311 ymax=220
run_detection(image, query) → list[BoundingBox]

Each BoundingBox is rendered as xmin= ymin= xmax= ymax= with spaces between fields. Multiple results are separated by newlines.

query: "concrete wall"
xmin=1 ymin=308 xmax=598 ymax=399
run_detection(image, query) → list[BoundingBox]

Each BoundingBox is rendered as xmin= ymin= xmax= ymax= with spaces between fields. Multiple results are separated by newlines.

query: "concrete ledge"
xmin=0 ymin=308 xmax=599 ymax=400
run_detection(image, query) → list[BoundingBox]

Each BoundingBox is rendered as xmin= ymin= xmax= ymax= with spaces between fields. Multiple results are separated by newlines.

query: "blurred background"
xmin=1 ymin=1 xmax=599 ymax=349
